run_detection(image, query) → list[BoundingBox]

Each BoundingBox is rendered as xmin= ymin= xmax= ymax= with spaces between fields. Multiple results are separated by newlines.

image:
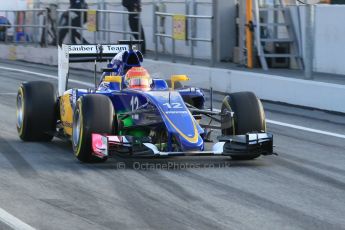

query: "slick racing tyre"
xmin=16 ymin=81 xmax=57 ymax=141
xmin=72 ymin=94 xmax=114 ymax=163
xmin=221 ymin=91 xmax=266 ymax=160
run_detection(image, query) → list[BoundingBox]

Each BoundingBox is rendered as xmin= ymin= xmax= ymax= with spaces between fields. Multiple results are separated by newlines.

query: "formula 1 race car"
xmin=16 ymin=41 xmax=273 ymax=163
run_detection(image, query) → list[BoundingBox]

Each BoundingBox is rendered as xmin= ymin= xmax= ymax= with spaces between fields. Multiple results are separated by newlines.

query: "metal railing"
xmin=0 ymin=1 xmax=215 ymax=66
xmin=0 ymin=9 xmax=48 ymax=46
xmin=56 ymin=8 xmax=141 ymax=45
xmin=154 ymin=11 xmax=213 ymax=66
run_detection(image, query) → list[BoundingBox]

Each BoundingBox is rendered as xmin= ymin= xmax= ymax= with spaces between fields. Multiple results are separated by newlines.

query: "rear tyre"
xmin=72 ymin=94 xmax=114 ymax=163
xmin=16 ymin=81 xmax=57 ymax=141
xmin=221 ymin=91 xmax=266 ymax=160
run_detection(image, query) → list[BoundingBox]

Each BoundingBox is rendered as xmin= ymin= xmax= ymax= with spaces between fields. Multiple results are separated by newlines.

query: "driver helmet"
xmin=125 ymin=67 xmax=152 ymax=89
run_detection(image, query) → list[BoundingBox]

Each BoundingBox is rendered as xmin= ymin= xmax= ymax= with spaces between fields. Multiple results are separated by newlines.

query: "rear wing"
xmin=58 ymin=44 xmax=129 ymax=96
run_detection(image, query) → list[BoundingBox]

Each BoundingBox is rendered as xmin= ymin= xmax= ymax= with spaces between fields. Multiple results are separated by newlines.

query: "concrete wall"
xmin=314 ymin=5 xmax=345 ymax=75
xmin=144 ymin=61 xmax=345 ymax=113
xmin=1 ymin=44 xmax=344 ymax=113
xmin=290 ymin=5 xmax=345 ymax=75
xmin=215 ymin=0 xmax=237 ymax=61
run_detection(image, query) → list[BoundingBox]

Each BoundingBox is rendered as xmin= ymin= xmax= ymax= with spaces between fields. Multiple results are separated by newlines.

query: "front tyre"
xmin=72 ymin=94 xmax=114 ymax=163
xmin=16 ymin=81 xmax=57 ymax=141
xmin=221 ymin=91 xmax=266 ymax=160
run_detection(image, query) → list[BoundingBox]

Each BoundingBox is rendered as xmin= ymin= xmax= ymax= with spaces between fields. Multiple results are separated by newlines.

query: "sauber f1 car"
xmin=16 ymin=41 xmax=273 ymax=163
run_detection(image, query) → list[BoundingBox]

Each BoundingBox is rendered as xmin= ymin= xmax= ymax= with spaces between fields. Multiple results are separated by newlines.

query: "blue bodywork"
xmin=72 ymin=49 xmax=206 ymax=152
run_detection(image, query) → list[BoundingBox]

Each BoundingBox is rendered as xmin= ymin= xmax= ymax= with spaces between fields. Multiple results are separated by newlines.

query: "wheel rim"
xmin=72 ymin=108 xmax=81 ymax=147
xmin=16 ymin=93 xmax=24 ymax=130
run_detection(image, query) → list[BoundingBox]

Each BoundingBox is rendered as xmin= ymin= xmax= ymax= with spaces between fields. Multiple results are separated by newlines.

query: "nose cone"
xmin=177 ymin=132 xmax=204 ymax=152
xmin=146 ymin=91 xmax=204 ymax=152
xmin=161 ymin=104 xmax=204 ymax=151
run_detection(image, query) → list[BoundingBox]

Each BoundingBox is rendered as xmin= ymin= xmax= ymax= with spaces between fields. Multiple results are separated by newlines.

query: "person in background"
xmin=58 ymin=0 xmax=89 ymax=46
xmin=122 ymin=0 xmax=146 ymax=54
xmin=0 ymin=16 xmax=11 ymax=42
xmin=38 ymin=4 xmax=58 ymax=46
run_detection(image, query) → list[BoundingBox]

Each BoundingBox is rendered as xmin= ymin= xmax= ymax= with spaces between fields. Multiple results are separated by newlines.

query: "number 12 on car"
xmin=162 ymin=103 xmax=182 ymax=109
xmin=130 ymin=96 xmax=139 ymax=120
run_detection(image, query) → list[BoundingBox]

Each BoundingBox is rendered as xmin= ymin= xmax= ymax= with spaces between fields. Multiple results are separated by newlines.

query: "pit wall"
xmin=1 ymin=44 xmax=344 ymax=113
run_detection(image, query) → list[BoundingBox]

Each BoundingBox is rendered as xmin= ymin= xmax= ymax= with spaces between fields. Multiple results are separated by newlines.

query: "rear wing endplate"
xmin=58 ymin=44 xmax=129 ymax=96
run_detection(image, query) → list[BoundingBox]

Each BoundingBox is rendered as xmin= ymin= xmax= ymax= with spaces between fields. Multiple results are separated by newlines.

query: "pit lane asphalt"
xmin=0 ymin=60 xmax=344 ymax=230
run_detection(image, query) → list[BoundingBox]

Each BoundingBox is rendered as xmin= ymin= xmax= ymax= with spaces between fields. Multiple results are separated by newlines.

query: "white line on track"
xmin=0 ymin=207 xmax=36 ymax=230
xmin=266 ymin=119 xmax=345 ymax=139
xmin=1 ymin=65 xmax=344 ymax=140
xmin=0 ymin=66 xmax=93 ymax=87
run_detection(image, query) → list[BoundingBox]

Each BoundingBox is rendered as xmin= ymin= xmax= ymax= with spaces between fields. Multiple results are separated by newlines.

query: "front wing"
xmin=91 ymin=133 xmax=273 ymax=159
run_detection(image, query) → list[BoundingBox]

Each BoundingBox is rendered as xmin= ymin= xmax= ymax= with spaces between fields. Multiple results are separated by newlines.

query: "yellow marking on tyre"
xmin=258 ymin=99 xmax=267 ymax=132
xmin=223 ymin=97 xmax=236 ymax=135
xmin=75 ymin=100 xmax=83 ymax=157
xmin=17 ymin=87 xmax=24 ymax=136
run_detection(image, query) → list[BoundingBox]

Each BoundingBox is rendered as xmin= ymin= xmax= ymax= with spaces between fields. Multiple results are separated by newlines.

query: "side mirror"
xmin=101 ymin=68 xmax=115 ymax=73
xmin=171 ymin=75 xmax=189 ymax=90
